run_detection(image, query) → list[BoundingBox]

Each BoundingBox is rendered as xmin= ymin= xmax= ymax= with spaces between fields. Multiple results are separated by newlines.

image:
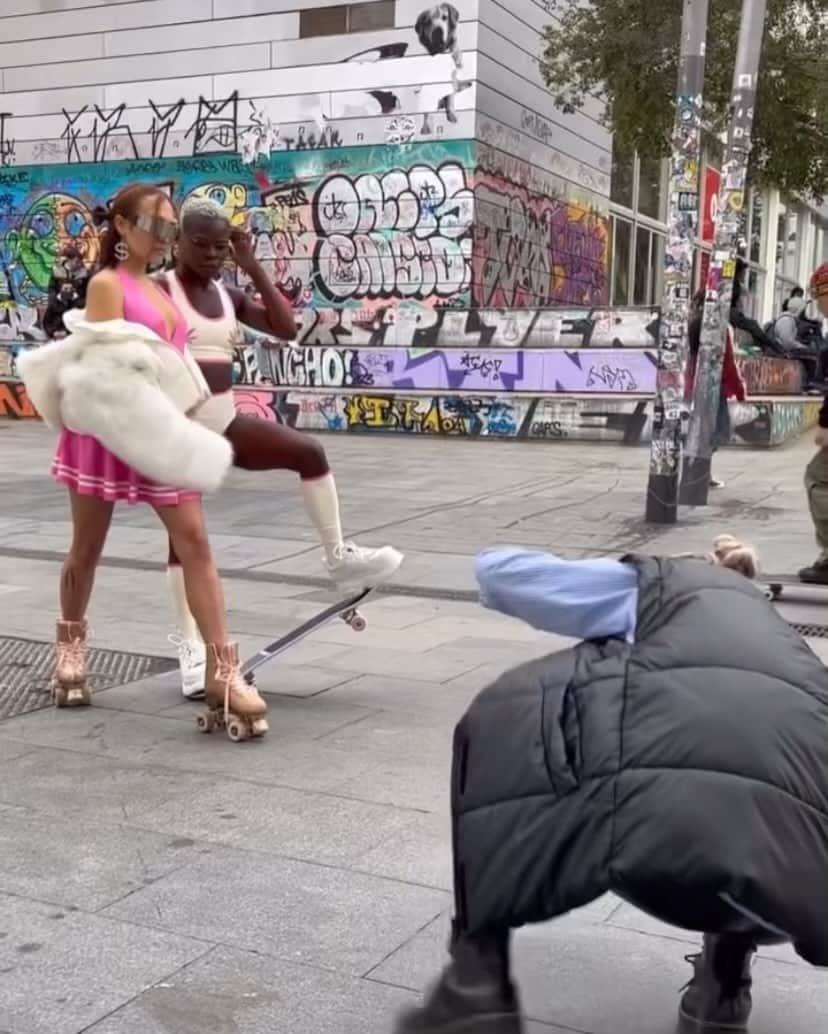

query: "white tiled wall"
xmin=0 ymin=0 xmax=483 ymax=164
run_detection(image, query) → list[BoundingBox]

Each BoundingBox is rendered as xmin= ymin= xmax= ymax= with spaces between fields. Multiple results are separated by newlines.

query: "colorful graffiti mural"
xmin=473 ymin=172 xmax=609 ymax=308
xmin=241 ymin=344 xmax=658 ymax=392
xmin=0 ymin=142 xmax=611 ymax=330
xmin=229 ymin=389 xmax=821 ymax=446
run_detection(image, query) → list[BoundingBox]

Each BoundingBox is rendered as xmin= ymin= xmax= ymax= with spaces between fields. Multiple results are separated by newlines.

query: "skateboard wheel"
xmin=350 ymin=614 xmax=367 ymax=632
xmin=196 ymin=711 xmax=215 ymax=734
xmin=226 ymin=718 xmax=248 ymax=743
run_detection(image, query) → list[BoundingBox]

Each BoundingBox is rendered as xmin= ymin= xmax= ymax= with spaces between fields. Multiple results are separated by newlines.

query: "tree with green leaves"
xmin=541 ymin=0 xmax=828 ymax=201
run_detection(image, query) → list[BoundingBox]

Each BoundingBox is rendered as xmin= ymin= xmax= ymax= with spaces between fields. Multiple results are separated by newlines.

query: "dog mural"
xmin=414 ymin=4 xmax=468 ymax=135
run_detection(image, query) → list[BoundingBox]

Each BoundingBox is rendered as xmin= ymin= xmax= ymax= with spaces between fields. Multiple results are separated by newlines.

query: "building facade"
xmin=0 ymin=0 xmax=823 ymax=443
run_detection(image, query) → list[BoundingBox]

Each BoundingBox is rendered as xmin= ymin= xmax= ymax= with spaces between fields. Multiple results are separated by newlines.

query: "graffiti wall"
xmin=0 ymin=144 xmax=476 ymax=314
xmin=228 ymin=389 xmax=819 ymax=447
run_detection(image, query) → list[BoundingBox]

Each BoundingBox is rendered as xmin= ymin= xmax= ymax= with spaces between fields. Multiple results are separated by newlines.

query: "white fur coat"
xmin=17 ymin=316 xmax=233 ymax=494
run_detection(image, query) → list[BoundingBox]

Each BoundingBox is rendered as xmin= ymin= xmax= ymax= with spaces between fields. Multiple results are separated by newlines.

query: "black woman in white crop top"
xmin=158 ymin=197 xmax=403 ymax=699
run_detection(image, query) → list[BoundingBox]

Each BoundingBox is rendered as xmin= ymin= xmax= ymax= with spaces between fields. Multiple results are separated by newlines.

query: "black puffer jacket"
xmin=452 ymin=555 xmax=828 ymax=965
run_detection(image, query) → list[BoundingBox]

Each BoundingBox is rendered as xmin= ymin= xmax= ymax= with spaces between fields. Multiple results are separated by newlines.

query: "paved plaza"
xmin=0 ymin=422 xmax=826 ymax=1033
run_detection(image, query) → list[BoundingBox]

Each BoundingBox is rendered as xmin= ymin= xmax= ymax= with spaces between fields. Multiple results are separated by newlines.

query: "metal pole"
xmin=680 ymin=0 xmax=767 ymax=505
xmin=645 ymin=0 xmax=710 ymax=523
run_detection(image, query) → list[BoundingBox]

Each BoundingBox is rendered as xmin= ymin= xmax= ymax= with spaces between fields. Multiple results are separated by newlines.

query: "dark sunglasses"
xmin=133 ymin=213 xmax=179 ymax=242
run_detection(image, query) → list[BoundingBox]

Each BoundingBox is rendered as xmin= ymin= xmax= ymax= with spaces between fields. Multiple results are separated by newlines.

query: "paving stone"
xmin=102 ymin=847 xmax=449 ymax=976
xmin=0 ymin=892 xmax=208 ymax=1034
xmin=128 ymin=779 xmax=421 ymax=866
xmin=0 ymin=810 xmax=212 ymax=912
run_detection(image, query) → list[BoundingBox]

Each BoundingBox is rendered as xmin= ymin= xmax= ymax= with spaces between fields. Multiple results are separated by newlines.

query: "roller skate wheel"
xmin=196 ymin=711 xmax=215 ymax=734
xmin=350 ymin=614 xmax=367 ymax=632
xmin=226 ymin=718 xmax=249 ymax=742
xmin=251 ymin=717 xmax=269 ymax=737
xmin=244 ymin=671 xmax=256 ymax=686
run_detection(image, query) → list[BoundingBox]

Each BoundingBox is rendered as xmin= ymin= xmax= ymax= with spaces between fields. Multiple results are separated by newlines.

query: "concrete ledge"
xmin=3 ymin=377 xmax=818 ymax=447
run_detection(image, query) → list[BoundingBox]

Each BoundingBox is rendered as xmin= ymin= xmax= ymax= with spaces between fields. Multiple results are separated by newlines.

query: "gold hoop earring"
xmin=114 ymin=239 xmax=129 ymax=261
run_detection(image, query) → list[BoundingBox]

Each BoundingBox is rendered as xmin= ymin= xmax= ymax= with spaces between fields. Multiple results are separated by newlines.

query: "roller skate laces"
xmin=197 ymin=643 xmax=268 ymax=743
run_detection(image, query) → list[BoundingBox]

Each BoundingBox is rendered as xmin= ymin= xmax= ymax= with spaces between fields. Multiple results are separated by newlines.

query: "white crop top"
xmin=165 ymin=272 xmax=240 ymax=362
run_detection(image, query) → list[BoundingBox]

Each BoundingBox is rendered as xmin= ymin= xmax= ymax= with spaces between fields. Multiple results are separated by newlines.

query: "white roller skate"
xmin=54 ymin=619 xmax=91 ymax=708
xmin=197 ymin=642 xmax=268 ymax=743
xmin=168 ymin=632 xmax=206 ymax=700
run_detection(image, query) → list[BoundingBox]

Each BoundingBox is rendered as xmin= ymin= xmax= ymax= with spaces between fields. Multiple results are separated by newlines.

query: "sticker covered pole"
xmin=680 ymin=0 xmax=767 ymax=505
xmin=645 ymin=0 xmax=710 ymax=523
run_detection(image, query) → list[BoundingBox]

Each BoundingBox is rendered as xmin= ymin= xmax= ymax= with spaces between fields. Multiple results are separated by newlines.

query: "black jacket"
xmin=452 ymin=555 xmax=828 ymax=964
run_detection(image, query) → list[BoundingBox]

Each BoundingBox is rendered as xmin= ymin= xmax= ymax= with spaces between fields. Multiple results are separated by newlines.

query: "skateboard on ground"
xmin=761 ymin=575 xmax=828 ymax=602
xmin=194 ymin=587 xmax=371 ymax=742
xmin=241 ymin=585 xmax=372 ymax=683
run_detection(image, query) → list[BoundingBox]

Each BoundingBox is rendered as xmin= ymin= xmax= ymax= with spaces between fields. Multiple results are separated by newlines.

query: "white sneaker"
xmin=168 ymin=633 xmax=206 ymax=700
xmin=324 ymin=542 xmax=403 ymax=589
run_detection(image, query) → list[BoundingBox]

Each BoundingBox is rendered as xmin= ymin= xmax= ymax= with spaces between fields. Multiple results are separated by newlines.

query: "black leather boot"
xmin=394 ymin=923 xmax=523 ymax=1033
xmin=677 ymin=933 xmax=755 ymax=1033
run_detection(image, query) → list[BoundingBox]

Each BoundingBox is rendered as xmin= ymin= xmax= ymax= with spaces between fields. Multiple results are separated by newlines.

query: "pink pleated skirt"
xmin=51 ymin=429 xmax=200 ymax=506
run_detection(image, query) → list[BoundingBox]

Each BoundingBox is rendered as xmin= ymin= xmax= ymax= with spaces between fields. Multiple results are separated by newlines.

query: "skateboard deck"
xmin=241 ymin=586 xmax=372 ymax=682
xmin=762 ymin=575 xmax=828 ymax=601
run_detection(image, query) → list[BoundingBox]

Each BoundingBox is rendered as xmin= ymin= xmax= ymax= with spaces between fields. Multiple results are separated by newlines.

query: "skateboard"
xmin=241 ymin=586 xmax=371 ymax=681
xmin=762 ymin=575 xmax=828 ymax=602
xmin=195 ymin=587 xmax=371 ymax=742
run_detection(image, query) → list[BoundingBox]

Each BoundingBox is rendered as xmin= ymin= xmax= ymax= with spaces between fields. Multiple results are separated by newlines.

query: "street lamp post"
xmin=645 ymin=0 xmax=710 ymax=523
xmin=680 ymin=0 xmax=768 ymax=505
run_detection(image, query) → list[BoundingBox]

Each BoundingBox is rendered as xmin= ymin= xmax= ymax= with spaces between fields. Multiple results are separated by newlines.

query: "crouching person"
xmin=395 ymin=538 xmax=828 ymax=1034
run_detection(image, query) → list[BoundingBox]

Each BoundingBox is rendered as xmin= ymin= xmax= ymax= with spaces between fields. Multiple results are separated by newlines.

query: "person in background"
xmin=729 ymin=259 xmax=779 ymax=354
xmin=781 ymin=285 xmax=805 ymax=312
xmin=800 ymin=262 xmax=828 ymax=583
xmin=395 ymin=539 xmax=828 ymax=1034
xmin=43 ymin=246 xmax=89 ymax=339
xmin=684 ymin=289 xmax=746 ymax=489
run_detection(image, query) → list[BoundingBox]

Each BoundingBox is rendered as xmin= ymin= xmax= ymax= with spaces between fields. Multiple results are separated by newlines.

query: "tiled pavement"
xmin=0 ymin=422 xmax=825 ymax=1033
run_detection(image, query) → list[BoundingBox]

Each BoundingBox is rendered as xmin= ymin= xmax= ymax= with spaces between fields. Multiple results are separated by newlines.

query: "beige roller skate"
xmin=197 ymin=642 xmax=268 ymax=742
xmin=54 ymin=619 xmax=91 ymax=708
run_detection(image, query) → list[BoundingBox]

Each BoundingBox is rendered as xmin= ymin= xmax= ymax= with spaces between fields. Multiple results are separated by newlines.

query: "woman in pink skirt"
xmin=50 ymin=182 xmax=268 ymax=738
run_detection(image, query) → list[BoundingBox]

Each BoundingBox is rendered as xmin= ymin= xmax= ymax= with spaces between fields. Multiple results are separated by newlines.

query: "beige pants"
xmin=805 ymin=447 xmax=828 ymax=561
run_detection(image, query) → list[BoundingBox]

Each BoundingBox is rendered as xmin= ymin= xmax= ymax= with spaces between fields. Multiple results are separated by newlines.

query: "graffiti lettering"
xmin=585 ymin=364 xmax=639 ymax=392
xmin=186 ymin=93 xmax=239 ymax=156
xmin=282 ymin=124 xmax=343 ymax=152
xmin=0 ymin=114 xmax=15 ymax=168
xmin=149 ymin=99 xmax=186 ymax=158
xmin=61 ymin=105 xmax=138 ymax=163
xmin=312 ymin=162 xmax=473 ymax=301
xmin=265 ymin=346 xmax=358 ymax=388
xmin=474 ymin=174 xmax=609 ymax=307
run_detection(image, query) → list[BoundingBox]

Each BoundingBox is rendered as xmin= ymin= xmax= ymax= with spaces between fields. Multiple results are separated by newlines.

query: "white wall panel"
xmin=0 ymin=0 xmax=209 ymax=43
xmin=1 ymin=0 xmax=136 ymax=15
xmin=104 ymin=13 xmax=298 ymax=58
xmin=395 ymin=0 xmax=479 ymax=24
xmin=214 ymin=51 xmax=478 ymax=99
xmin=476 ymin=84 xmax=610 ymax=190
xmin=0 ymin=84 xmax=107 ymax=119
xmin=0 ymin=33 xmax=104 ymax=69
xmin=213 ymin=0 xmax=339 ymax=15
xmin=5 ymin=43 xmax=271 ymax=92
xmin=104 ymin=77 xmax=216 ymax=111
xmin=476 ymin=24 xmax=604 ymax=129
xmin=8 ymin=109 xmax=477 ymax=165
xmin=270 ymin=22 xmax=477 ymax=69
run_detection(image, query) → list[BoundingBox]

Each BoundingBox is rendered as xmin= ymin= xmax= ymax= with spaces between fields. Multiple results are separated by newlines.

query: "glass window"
xmin=633 ymin=225 xmax=651 ymax=304
xmin=638 ymin=153 xmax=664 ymax=221
xmin=610 ymin=143 xmax=634 ymax=209
xmin=349 ymin=0 xmax=395 ymax=31
xmin=649 ymin=232 xmax=665 ymax=303
xmin=300 ymin=5 xmax=347 ymax=36
xmin=749 ymin=190 xmax=764 ymax=264
xmin=612 ymin=216 xmax=632 ymax=304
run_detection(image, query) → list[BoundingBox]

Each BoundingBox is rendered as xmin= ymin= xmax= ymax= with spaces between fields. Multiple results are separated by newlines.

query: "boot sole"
xmin=677 ymin=1007 xmax=749 ymax=1033
xmin=396 ymin=1012 xmax=523 ymax=1034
